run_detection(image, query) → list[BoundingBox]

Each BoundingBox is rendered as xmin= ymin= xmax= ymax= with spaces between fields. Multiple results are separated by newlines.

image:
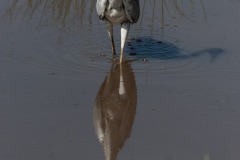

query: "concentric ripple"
xmin=3 ymin=7 xmax=224 ymax=77
xmin=4 ymin=22 xmax=224 ymax=77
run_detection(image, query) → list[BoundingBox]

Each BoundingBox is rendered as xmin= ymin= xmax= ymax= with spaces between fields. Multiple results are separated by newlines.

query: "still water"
xmin=0 ymin=0 xmax=240 ymax=160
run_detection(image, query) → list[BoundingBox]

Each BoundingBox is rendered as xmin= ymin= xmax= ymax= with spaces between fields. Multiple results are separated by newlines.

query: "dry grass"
xmin=2 ymin=0 xmax=205 ymax=28
xmin=140 ymin=0 xmax=206 ymax=26
xmin=3 ymin=0 xmax=96 ymax=27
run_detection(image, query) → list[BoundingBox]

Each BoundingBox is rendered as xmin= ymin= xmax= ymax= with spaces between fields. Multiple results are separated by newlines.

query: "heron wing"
xmin=123 ymin=0 xmax=140 ymax=23
xmin=96 ymin=0 xmax=108 ymax=20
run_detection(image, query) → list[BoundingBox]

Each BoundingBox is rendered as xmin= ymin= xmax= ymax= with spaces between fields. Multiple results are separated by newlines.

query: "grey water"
xmin=1 ymin=0 xmax=240 ymax=160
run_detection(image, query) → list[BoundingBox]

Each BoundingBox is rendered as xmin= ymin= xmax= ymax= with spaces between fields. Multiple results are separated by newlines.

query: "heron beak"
xmin=120 ymin=22 xmax=130 ymax=63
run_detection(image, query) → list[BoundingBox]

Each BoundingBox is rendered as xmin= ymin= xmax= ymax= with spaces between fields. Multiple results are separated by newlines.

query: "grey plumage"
xmin=96 ymin=0 xmax=140 ymax=23
xmin=96 ymin=0 xmax=140 ymax=63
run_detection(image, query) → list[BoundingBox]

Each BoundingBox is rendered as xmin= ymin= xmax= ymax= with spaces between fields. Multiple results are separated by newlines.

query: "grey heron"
xmin=96 ymin=0 xmax=140 ymax=63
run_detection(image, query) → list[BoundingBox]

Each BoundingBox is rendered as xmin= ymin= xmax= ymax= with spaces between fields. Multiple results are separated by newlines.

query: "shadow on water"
xmin=93 ymin=61 xmax=137 ymax=160
xmin=126 ymin=37 xmax=224 ymax=62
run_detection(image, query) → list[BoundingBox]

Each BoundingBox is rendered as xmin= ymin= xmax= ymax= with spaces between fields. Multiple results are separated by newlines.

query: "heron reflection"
xmin=93 ymin=61 xmax=137 ymax=160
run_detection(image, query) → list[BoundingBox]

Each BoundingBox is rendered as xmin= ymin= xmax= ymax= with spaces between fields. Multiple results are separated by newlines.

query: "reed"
xmin=3 ymin=0 xmax=205 ymax=28
xmin=3 ymin=0 xmax=95 ymax=27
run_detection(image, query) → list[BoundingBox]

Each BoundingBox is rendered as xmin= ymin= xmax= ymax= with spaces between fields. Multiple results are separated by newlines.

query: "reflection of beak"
xmin=94 ymin=61 xmax=137 ymax=160
xmin=119 ymin=64 xmax=125 ymax=95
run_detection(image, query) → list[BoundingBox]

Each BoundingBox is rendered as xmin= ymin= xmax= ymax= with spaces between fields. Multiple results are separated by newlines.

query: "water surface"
xmin=1 ymin=0 xmax=240 ymax=160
